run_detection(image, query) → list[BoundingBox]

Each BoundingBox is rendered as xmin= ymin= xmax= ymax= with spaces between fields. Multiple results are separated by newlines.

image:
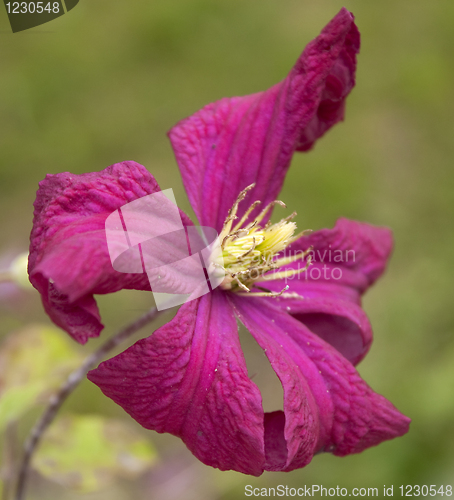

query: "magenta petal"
xmin=37 ymin=281 xmax=104 ymax=344
xmin=233 ymin=297 xmax=410 ymax=460
xmin=272 ymin=288 xmax=373 ymax=365
xmin=88 ymin=291 xmax=266 ymax=475
xmin=28 ymin=161 xmax=190 ymax=344
xmin=230 ymin=296 xmax=321 ymax=472
xmin=287 ymin=218 xmax=394 ymax=292
xmin=261 ymin=218 xmax=393 ymax=363
xmin=168 ymin=8 xmax=359 ymax=231
xmin=263 ymin=279 xmax=372 ymax=366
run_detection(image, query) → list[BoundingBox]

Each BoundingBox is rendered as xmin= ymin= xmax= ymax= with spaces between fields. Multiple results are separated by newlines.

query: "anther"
xmin=254 ymin=200 xmax=287 ymax=227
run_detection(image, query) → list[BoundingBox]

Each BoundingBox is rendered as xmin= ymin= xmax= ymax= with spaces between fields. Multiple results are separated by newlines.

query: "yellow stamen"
xmin=232 ymin=200 xmax=261 ymax=232
xmin=287 ymin=228 xmax=313 ymax=245
xmin=236 ymin=285 xmax=289 ymax=298
xmin=219 ymin=183 xmax=255 ymax=242
xmin=253 ymin=257 xmax=312 ymax=282
xmin=217 ymin=186 xmax=311 ymax=297
xmin=235 ymin=277 xmax=250 ymax=292
xmin=239 ymin=237 xmax=256 ymax=259
xmin=273 ymin=245 xmax=313 ymax=268
xmin=254 ymin=200 xmax=286 ymax=227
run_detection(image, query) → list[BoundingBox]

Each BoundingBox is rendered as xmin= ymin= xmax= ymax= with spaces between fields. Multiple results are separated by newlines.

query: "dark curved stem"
xmin=14 ymin=306 xmax=160 ymax=500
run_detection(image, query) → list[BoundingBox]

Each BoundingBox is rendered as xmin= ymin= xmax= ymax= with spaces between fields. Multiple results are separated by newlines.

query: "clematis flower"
xmin=28 ymin=8 xmax=410 ymax=475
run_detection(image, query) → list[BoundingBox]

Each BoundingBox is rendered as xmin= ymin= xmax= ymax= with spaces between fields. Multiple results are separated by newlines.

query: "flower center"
xmin=216 ymin=184 xmax=312 ymax=297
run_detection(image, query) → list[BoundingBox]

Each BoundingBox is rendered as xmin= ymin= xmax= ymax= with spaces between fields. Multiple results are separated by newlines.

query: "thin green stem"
xmin=14 ymin=306 xmax=161 ymax=500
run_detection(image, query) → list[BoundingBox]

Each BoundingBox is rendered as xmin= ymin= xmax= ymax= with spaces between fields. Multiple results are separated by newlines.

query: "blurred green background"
xmin=1 ymin=0 xmax=454 ymax=498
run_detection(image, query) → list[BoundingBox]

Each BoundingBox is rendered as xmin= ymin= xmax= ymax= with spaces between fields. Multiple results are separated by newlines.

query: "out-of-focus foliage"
xmin=0 ymin=0 xmax=453 ymax=498
xmin=0 ymin=325 xmax=81 ymax=430
xmin=7 ymin=253 xmax=33 ymax=290
xmin=33 ymin=415 xmax=158 ymax=492
xmin=0 ymin=252 xmax=32 ymax=291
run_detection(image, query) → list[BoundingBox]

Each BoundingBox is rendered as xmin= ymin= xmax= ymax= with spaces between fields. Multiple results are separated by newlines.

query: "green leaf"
xmin=0 ymin=383 xmax=45 ymax=430
xmin=33 ymin=415 xmax=158 ymax=492
xmin=0 ymin=325 xmax=82 ymax=429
